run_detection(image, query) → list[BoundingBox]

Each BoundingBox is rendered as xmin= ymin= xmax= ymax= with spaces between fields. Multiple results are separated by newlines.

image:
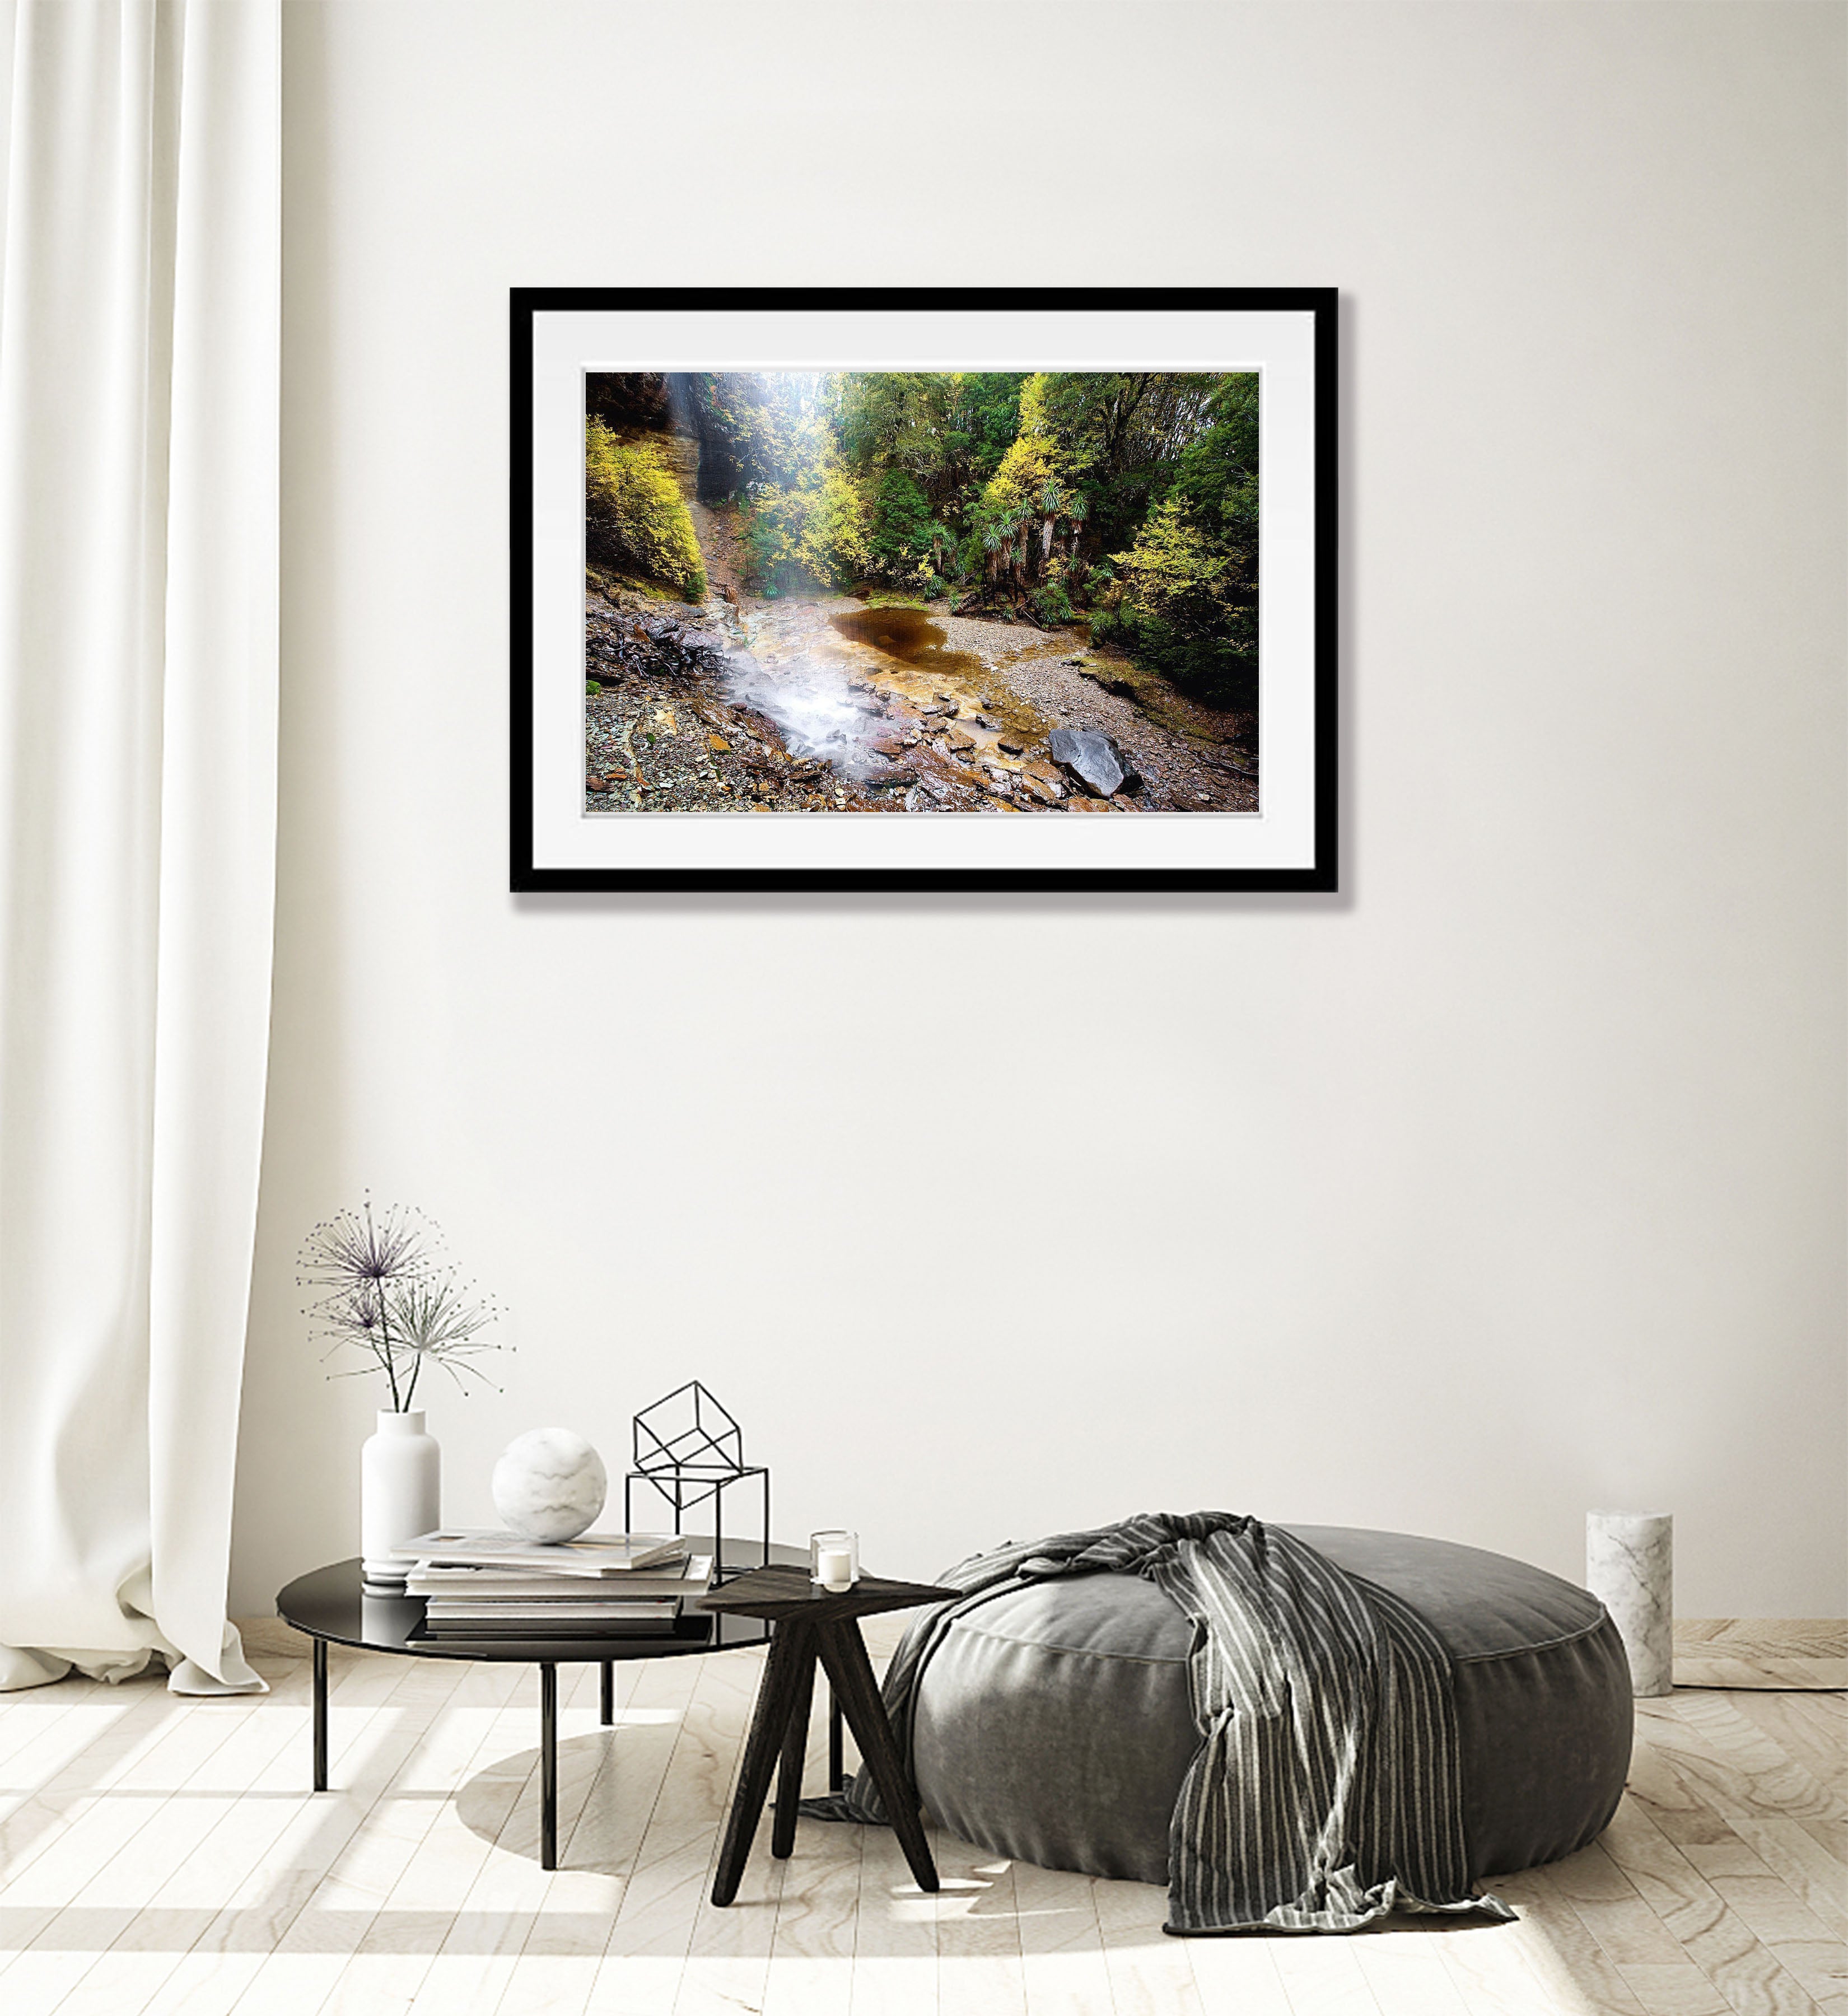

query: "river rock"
xmin=1019 ymin=760 xmax=1065 ymax=803
xmin=1048 ymin=728 xmax=1135 ymax=798
xmin=945 ymin=724 xmax=978 ymax=753
xmin=637 ymin=616 xmax=721 ymax=677
xmin=998 ymin=736 xmax=1025 ymax=755
xmin=1065 ymin=795 xmax=1114 ymax=813
xmin=867 ymin=767 xmax=918 ymax=790
xmin=870 ymin=733 xmax=911 ymax=759
xmin=678 ymin=627 xmax=727 ymax=660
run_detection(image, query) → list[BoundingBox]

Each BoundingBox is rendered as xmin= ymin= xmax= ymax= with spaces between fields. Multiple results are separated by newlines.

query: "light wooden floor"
xmin=0 ymin=1618 xmax=1837 ymax=2016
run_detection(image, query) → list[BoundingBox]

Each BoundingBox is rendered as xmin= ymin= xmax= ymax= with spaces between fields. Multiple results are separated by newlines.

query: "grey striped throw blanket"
xmin=804 ymin=1510 xmax=1514 ymax=1935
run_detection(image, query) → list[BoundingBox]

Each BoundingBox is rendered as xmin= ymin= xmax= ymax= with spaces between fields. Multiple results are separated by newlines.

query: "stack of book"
xmin=402 ymin=1529 xmax=714 ymax=1640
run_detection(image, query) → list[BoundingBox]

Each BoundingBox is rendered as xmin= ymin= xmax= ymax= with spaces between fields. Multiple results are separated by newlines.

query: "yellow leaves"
xmin=584 ymin=420 xmax=707 ymax=600
xmin=744 ymin=458 xmax=871 ymax=591
xmin=979 ymin=432 xmax=1061 ymax=521
xmin=1017 ymin=372 xmax=1060 ymax=441
xmin=1112 ymin=496 xmax=1231 ymax=621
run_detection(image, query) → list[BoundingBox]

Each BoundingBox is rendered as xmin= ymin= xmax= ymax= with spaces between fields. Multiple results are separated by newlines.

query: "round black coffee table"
xmin=278 ymin=1540 xmax=810 ymax=1869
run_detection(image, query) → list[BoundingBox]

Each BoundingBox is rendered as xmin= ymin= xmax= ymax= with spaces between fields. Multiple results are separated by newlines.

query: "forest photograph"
xmin=580 ymin=368 xmax=1261 ymax=817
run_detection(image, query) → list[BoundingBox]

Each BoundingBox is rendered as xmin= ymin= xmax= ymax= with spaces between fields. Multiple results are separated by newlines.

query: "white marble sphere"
xmin=492 ymin=1429 xmax=608 ymax=1543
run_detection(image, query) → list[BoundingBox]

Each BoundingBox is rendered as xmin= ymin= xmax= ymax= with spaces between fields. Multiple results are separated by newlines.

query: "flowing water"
xmin=714 ymin=597 xmax=1051 ymax=787
xmin=718 ymin=642 xmax=888 ymax=781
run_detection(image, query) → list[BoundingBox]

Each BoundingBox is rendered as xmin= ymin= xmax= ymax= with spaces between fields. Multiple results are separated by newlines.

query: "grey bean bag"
xmin=910 ymin=1524 xmax=1632 ymax=1884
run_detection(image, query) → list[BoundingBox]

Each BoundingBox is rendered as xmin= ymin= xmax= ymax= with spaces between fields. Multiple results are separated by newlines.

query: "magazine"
xmin=401 ymin=1528 xmax=688 ymax=1574
xmin=405 ymin=1557 xmax=713 ymax=1599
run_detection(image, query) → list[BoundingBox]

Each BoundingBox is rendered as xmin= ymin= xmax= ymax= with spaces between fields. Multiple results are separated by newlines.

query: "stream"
xmin=720 ymin=599 xmax=1051 ymax=784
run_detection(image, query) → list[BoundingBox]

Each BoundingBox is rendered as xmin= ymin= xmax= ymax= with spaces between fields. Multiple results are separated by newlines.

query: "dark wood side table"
xmin=697 ymin=1566 xmax=958 ymax=1907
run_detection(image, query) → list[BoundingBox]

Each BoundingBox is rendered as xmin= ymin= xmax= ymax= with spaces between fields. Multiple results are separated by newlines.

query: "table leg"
xmin=771 ymin=1631 xmax=816 ymax=1860
xmin=600 ymin=1661 xmax=614 ymax=1728
xmin=711 ymin=1620 xmax=812 ymax=1906
xmin=312 ymin=1639 xmax=328 ymax=1793
xmin=829 ymin=1684 xmax=844 ymax=1791
xmin=540 ymin=1663 xmax=558 ymax=1872
xmin=815 ymin=1623 xmax=938 ymax=1894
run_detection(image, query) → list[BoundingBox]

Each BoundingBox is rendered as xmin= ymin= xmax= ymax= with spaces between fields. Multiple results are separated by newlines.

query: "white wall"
xmin=231 ymin=1 xmax=1847 ymax=1620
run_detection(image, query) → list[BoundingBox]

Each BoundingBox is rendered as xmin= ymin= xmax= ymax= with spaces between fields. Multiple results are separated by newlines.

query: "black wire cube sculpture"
xmin=624 ymin=1381 xmax=768 ymax=1584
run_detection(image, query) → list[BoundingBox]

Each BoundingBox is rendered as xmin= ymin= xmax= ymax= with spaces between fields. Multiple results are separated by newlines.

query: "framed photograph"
xmin=511 ymin=288 xmax=1336 ymax=892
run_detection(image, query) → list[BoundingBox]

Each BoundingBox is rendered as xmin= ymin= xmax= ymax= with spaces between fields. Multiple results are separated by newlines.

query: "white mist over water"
xmin=720 ymin=647 xmax=886 ymax=780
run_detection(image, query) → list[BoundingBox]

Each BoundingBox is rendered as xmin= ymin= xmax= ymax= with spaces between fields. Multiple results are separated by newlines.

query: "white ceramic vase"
xmin=361 ymin=1409 xmax=441 ymax=1588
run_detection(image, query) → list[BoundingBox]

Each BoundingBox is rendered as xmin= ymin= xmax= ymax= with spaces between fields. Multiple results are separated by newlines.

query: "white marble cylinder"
xmin=1586 ymin=1510 xmax=1673 ymax=1697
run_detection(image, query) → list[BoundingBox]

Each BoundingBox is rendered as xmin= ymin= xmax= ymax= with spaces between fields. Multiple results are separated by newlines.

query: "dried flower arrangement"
xmin=297 ymin=1197 xmax=507 ymax=1411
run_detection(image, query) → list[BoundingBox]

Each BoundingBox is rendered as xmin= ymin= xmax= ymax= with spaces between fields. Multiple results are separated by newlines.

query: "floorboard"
xmin=0 ymin=1615 xmax=1834 ymax=2014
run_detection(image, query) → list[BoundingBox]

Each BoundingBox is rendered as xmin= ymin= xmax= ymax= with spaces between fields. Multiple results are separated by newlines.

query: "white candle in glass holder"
xmin=810 ymin=1529 xmax=859 ymax=1590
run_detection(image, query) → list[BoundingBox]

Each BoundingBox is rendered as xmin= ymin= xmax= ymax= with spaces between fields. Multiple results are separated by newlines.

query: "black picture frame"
xmin=511 ymin=287 xmax=1337 ymax=894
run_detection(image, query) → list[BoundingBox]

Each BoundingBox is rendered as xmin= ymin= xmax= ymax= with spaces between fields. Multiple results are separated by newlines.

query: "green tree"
xmin=944 ymin=372 xmax=1026 ymax=490
xmin=841 ymin=371 xmax=1028 ymax=528
xmin=841 ymin=374 xmax=952 ymax=481
xmin=1086 ymin=372 xmax=1259 ymax=701
xmin=1170 ymin=372 xmax=1259 ymax=527
xmin=869 ymin=468 xmax=935 ymax=578
xmin=1098 ymin=495 xmax=1253 ymax=698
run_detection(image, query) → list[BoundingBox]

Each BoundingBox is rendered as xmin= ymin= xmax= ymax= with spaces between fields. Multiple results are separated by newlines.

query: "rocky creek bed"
xmin=582 ymin=589 xmax=1258 ymax=818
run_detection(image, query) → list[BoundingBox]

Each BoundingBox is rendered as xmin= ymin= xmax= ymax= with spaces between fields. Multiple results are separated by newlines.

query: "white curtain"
xmin=0 ymin=0 xmax=279 ymax=1693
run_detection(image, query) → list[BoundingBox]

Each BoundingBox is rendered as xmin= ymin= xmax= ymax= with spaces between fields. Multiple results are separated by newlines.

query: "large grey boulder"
xmin=1049 ymin=728 xmax=1136 ymax=798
